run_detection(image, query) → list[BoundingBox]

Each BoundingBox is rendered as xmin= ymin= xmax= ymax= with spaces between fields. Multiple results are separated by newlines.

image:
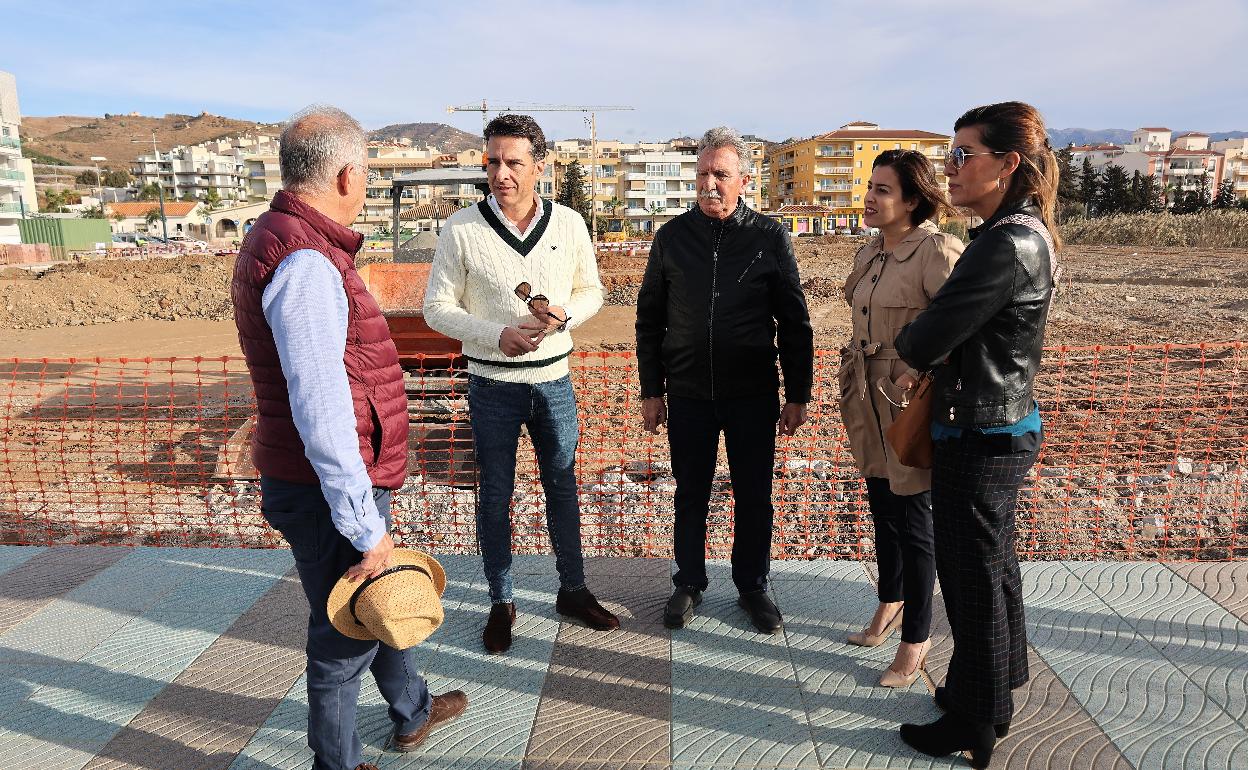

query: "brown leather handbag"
xmin=885 ymin=373 xmax=935 ymax=469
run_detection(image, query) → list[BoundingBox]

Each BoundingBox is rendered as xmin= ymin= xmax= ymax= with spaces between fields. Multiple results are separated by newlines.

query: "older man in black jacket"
xmin=636 ymin=126 xmax=814 ymax=634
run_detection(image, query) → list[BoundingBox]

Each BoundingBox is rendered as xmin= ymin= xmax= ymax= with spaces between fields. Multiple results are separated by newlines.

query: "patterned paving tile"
xmin=1071 ymin=562 xmax=1248 ymax=727
xmin=0 ymin=611 xmax=239 ymax=770
xmin=1025 ymin=562 xmax=1248 ymax=769
xmin=1170 ymin=561 xmax=1248 ymax=624
xmin=0 ymin=546 xmax=129 ymax=636
xmin=671 ymin=685 xmax=819 ymax=769
xmin=0 ymin=545 xmax=43 ymax=578
xmin=671 ymin=588 xmax=795 ymax=691
xmin=990 ymin=649 xmax=1133 ymax=770
xmin=377 ymin=675 xmax=543 ymax=770
xmin=82 ymin=569 xmax=309 ymax=770
xmin=524 ymin=604 xmax=670 ymax=770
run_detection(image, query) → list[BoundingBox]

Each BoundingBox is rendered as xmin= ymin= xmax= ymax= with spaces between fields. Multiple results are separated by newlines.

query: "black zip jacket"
xmin=635 ymin=202 xmax=814 ymax=403
xmin=895 ymin=199 xmax=1054 ymax=428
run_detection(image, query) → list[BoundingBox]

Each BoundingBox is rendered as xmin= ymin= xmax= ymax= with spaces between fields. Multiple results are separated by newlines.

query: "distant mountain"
xmin=367 ymin=123 xmax=481 ymax=153
xmin=1047 ymin=127 xmax=1248 ymax=147
xmin=22 ymin=112 xmax=280 ymax=167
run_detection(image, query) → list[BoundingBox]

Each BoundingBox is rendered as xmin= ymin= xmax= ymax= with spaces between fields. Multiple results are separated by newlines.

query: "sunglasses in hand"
xmin=514 ymin=282 xmax=569 ymax=326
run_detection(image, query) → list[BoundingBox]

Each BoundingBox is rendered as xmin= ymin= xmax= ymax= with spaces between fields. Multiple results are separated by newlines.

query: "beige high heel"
xmin=879 ymin=638 xmax=930 ymax=688
xmin=846 ymin=606 xmax=903 ymax=647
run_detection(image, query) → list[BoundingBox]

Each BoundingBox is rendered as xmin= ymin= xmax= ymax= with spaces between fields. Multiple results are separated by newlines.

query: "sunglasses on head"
xmin=944 ymin=146 xmax=1007 ymax=170
xmin=514 ymin=282 xmax=568 ymax=325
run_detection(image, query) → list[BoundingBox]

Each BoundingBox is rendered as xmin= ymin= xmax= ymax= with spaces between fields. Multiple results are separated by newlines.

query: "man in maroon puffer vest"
xmin=231 ymin=105 xmax=465 ymax=770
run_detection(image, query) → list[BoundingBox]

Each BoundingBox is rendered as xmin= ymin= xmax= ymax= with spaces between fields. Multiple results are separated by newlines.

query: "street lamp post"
xmin=89 ymin=156 xmax=107 ymax=214
xmin=131 ymin=133 xmax=168 ymax=241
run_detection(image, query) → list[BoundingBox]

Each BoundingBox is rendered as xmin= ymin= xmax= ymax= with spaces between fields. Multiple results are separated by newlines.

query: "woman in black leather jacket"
xmin=894 ymin=101 xmax=1060 ymax=769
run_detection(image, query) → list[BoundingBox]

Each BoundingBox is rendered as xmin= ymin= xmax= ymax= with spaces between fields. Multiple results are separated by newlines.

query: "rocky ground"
xmin=5 ymin=240 xmax=1247 ymax=346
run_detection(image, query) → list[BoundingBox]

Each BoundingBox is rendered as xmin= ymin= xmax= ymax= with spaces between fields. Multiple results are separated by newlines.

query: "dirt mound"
xmin=1 ymin=254 xmax=234 ymax=329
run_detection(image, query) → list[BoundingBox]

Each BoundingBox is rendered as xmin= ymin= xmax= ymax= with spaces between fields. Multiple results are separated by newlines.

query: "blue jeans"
xmin=468 ymin=374 xmax=587 ymax=603
xmin=261 ymin=476 xmax=432 ymax=770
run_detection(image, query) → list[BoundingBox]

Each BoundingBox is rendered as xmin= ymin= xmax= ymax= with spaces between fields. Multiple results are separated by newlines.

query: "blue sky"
xmin=4 ymin=0 xmax=1246 ymax=142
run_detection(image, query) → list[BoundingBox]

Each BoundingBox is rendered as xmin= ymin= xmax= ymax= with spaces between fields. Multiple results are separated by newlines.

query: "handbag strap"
xmin=990 ymin=213 xmax=1060 ymax=282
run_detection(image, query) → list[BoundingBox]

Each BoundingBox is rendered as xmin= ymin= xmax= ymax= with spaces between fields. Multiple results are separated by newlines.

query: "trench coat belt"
xmin=840 ymin=342 xmax=901 ymax=400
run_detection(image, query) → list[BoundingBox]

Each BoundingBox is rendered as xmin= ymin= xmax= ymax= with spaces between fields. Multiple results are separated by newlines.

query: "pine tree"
xmin=1079 ymin=158 xmax=1099 ymax=217
xmin=1213 ymin=179 xmax=1237 ymax=209
xmin=1096 ymin=164 xmax=1131 ymax=215
xmin=1128 ymin=171 xmax=1143 ymax=213
xmin=556 ymin=160 xmax=591 ymax=231
xmin=1055 ymin=145 xmax=1082 ymax=221
xmin=1138 ymin=174 xmax=1164 ymax=213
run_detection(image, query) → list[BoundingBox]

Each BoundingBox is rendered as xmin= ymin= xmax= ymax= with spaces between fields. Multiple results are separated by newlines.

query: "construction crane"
xmin=446 ymin=101 xmax=634 ymax=241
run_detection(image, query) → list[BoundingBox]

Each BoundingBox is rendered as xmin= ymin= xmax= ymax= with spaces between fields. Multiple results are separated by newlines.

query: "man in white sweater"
xmin=423 ymin=114 xmax=619 ymax=654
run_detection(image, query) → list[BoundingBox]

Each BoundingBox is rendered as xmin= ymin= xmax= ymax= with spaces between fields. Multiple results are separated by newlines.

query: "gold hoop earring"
xmin=997 ymin=177 xmax=1007 ymax=193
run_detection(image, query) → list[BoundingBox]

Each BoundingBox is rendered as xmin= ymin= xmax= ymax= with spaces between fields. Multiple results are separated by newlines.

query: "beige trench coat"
xmin=837 ymin=221 xmax=964 ymax=495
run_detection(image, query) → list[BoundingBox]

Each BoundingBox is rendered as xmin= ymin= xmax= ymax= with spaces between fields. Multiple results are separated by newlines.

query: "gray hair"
xmin=697 ymin=126 xmax=751 ymax=176
xmin=279 ymin=104 xmax=367 ymax=194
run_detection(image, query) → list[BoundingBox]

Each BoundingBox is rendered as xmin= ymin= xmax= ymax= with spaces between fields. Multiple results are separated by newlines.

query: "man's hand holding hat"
xmin=347 ymin=532 xmax=395 ymax=582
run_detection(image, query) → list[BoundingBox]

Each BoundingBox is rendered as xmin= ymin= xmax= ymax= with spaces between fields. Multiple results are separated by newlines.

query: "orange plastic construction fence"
xmin=1 ymin=343 xmax=1244 ymax=560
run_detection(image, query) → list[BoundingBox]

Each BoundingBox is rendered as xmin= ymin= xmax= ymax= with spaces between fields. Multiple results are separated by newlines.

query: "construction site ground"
xmin=2 ymin=239 xmax=1246 ymax=357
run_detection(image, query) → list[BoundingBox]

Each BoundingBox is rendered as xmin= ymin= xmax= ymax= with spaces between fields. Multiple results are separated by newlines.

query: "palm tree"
xmin=647 ymin=201 xmax=665 ymax=235
xmin=604 ymin=196 xmax=624 ymax=232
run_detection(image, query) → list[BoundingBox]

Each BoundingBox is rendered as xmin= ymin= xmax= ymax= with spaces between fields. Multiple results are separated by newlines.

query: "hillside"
xmin=367 ymin=122 xmax=481 ymax=152
xmin=1048 ymin=127 xmax=1248 ymax=147
xmin=21 ymin=112 xmax=281 ymax=168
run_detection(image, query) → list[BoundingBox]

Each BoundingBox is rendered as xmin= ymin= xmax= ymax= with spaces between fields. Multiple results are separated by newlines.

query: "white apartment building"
xmin=1212 ymin=138 xmax=1248 ymax=199
xmin=132 ymin=133 xmax=280 ymax=203
xmin=0 ymin=71 xmax=37 ymax=244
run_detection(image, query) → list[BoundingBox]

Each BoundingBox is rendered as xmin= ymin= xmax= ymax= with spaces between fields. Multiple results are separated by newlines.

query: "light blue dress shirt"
xmin=261 ymin=249 xmax=386 ymax=552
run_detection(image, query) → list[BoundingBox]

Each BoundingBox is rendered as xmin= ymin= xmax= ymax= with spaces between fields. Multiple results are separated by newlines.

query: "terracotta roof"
xmin=1138 ymin=127 xmax=1171 ymax=132
xmin=1070 ymin=143 xmax=1123 ymax=152
xmin=106 ymin=201 xmax=200 ymax=218
xmin=399 ymin=202 xmax=461 ymax=221
xmin=1167 ymin=148 xmax=1219 ymax=157
xmin=817 ymin=128 xmax=948 ymax=141
xmin=1174 ymin=132 xmax=1208 ymax=138
xmin=770 ymin=204 xmax=837 ymax=215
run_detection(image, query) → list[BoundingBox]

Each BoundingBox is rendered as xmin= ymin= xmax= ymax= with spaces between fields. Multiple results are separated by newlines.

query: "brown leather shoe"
xmin=483 ymin=602 xmax=516 ymax=654
xmin=388 ymin=690 xmax=469 ymax=753
xmin=355 ymin=764 xmax=379 ymax=770
xmin=555 ymin=587 xmax=620 ymax=630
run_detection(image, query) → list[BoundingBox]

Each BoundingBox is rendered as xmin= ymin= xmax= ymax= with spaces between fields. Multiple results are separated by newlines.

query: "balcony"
xmin=0 ymin=201 xmax=24 ymax=214
xmin=815 ymin=183 xmax=852 ymax=192
xmin=816 ymin=166 xmax=853 ymax=175
xmin=0 ymin=136 xmax=20 ymax=150
xmin=0 ymin=169 xmax=24 ymax=182
xmin=815 ymin=150 xmax=853 ymax=158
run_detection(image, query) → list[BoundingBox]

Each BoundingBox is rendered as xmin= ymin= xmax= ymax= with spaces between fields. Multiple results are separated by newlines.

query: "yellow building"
xmin=768 ymin=122 xmax=950 ymax=229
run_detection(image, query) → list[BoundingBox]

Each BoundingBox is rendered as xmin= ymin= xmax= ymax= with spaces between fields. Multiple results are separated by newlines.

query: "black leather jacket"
xmin=636 ymin=202 xmax=814 ymax=403
xmin=895 ymin=200 xmax=1053 ymax=428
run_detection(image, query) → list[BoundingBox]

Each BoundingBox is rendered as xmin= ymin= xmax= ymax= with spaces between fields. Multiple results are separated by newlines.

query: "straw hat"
xmin=327 ymin=549 xmax=446 ymax=649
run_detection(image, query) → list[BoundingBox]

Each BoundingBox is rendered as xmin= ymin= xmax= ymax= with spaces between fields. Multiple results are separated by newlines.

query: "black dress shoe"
xmin=664 ymin=586 xmax=703 ymax=629
xmin=483 ymin=602 xmax=516 ymax=654
xmin=900 ymin=713 xmax=996 ymax=769
xmin=556 ymin=587 xmax=620 ymax=631
xmin=934 ymin=686 xmax=1010 ymax=737
xmin=737 ymin=589 xmax=782 ymax=634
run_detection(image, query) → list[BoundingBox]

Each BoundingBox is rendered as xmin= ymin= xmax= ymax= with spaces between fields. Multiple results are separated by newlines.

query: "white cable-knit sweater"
xmin=422 ymin=199 xmax=604 ymax=384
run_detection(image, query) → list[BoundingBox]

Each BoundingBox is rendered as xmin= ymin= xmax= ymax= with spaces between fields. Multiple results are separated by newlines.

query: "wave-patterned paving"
xmin=3 ymin=550 xmax=1248 ymax=768
xmin=1024 ymin=561 xmax=1248 ymax=769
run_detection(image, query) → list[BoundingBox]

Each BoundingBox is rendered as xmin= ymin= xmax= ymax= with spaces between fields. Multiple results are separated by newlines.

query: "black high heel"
xmin=900 ymin=713 xmax=997 ymax=768
xmin=933 ymin=686 xmax=1010 ymax=738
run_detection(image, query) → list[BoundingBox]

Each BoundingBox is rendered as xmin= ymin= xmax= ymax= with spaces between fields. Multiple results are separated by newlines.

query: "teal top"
xmin=931 ymin=402 xmax=1042 ymax=440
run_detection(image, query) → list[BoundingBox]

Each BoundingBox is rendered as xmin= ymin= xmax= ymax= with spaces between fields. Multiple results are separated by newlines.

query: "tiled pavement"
xmin=0 ymin=546 xmax=1245 ymax=769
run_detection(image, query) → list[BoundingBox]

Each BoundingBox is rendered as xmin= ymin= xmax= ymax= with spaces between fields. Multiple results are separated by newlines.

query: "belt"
xmin=840 ymin=341 xmax=900 ymax=400
xmin=464 ymin=351 xmax=570 ymax=369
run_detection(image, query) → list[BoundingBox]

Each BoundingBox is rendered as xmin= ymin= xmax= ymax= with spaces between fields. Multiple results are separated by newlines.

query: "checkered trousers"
xmin=931 ymin=431 xmax=1038 ymax=725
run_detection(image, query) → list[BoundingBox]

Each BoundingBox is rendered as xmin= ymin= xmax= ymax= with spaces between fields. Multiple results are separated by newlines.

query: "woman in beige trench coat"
xmin=838 ymin=150 xmax=963 ymax=687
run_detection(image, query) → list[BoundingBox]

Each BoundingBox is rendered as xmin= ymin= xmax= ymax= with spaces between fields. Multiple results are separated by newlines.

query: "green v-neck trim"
xmin=477 ymin=198 xmax=553 ymax=257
